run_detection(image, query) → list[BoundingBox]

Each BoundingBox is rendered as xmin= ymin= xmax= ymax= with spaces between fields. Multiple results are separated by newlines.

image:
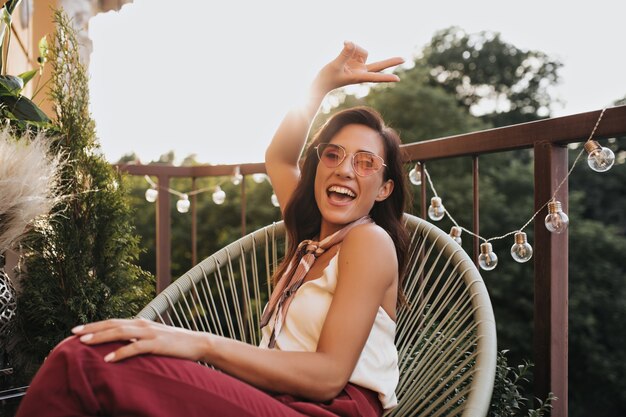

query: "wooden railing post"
xmin=156 ymin=174 xmax=171 ymax=294
xmin=533 ymin=142 xmax=568 ymax=417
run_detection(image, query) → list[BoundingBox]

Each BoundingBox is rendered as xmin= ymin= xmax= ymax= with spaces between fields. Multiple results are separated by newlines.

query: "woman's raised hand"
xmin=313 ymin=41 xmax=404 ymax=94
xmin=71 ymin=318 xmax=209 ymax=363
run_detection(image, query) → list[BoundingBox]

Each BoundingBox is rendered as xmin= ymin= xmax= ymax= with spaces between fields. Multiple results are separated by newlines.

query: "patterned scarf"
xmin=260 ymin=215 xmax=373 ymax=348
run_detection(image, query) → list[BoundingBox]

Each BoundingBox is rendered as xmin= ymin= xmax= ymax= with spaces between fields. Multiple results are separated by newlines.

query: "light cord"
xmin=421 ymin=107 xmax=608 ymax=244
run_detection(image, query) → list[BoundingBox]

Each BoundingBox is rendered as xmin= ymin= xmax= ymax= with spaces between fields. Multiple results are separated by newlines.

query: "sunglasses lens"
xmin=353 ymin=152 xmax=383 ymax=176
xmin=318 ymin=144 xmax=345 ymax=167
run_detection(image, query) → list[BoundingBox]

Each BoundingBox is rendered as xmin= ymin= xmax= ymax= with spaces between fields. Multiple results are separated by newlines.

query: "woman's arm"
xmin=72 ymin=225 xmax=397 ymax=402
xmin=265 ymin=41 xmax=403 ymax=211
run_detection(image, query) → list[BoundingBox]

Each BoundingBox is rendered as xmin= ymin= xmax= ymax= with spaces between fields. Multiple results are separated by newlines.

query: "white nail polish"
xmin=79 ymin=333 xmax=93 ymax=342
xmin=72 ymin=325 xmax=84 ymax=333
xmin=104 ymin=352 xmax=115 ymax=362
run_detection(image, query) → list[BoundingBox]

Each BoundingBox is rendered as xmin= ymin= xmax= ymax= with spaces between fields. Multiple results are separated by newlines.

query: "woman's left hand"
xmin=71 ymin=318 xmax=209 ymax=363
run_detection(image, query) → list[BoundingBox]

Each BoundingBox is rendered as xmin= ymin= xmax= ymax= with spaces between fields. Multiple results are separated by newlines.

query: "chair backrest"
xmin=137 ymin=213 xmax=496 ymax=417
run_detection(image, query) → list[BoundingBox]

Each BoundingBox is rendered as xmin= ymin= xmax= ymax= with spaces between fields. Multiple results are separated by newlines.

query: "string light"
xmin=142 ymin=170 xmax=279 ymax=210
xmin=544 ymin=200 xmax=569 ymax=234
xmin=408 ymin=163 xmax=422 ymax=186
xmin=511 ymin=231 xmax=533 ymax=263
xmin=145 ymin=187 xmax=158 ymax=202
xmin=449 ymin=226 xmax=462 ymax=245
xmin=212 ymin=186 xmax=226 ymax=205
xmin=176 ymin=194 xmax=190 ymax=213
xmin=428 ymin=196 xmax=445 ymax=221
xmin=478 ymin=242 xmax=498 ymax=271
xmin=271 ymin=193 xmax=280 ymax=207
xmin=252 ymin=173 xmax=267 ymax=184
xmin=584 ymin=140 xmax=615 ymax=172
xmin=409 ymin=107 xmax=614 ymax=271
xmin=231 ymin=166 xmax=243 ymax=185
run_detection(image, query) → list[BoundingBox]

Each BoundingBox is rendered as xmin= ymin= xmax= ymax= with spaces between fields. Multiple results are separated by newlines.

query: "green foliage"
xmin=7 ymin=9 xmax=154 ymax=381
xmin=490 ymin=350 xmax=555 ymax=417
xmin=0 ymin=0 xmax=50 ymax=131
xmin=422 ymin=26 xmax=562 ymax=126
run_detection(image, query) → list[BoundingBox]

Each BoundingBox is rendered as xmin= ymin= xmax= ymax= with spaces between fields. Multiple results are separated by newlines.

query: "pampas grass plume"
xmin=0 ymin=126 xmax=64 ymax=252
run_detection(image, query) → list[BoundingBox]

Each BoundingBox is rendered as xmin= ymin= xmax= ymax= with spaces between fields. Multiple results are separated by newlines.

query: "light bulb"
xmin=449 ymin=226 xmax=462 ymax=245
xmin=252 ymin=173 xmax=267 ymax=184
xmin=271 ymin=193 xmax=280 ymax=207
xmin=408 ymin=164 xmax=422 ymax=186
xmin=510 ymin=232 xmax=533 ymax=263
xmin=544 ymin=200 xmax=569 ymax=234
xmin=428 ymin=197 xmax=445 ymax=221
xmin=145 ymin=188 xmax=158 ymax=203
xmin=478 ymin=242 xmax=498 ymax=271
xmin=176 ymin=195 xmax=190 ymax=213
xmin=212 ymin=186 xmax=226 ymax=205
xmin=584 ymin=140 xmax=615 ymax=172
xmin=231 ymin=166 xmax=243 ymax=185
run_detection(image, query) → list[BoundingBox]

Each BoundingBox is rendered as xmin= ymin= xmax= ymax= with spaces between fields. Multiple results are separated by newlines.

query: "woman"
xmin=16 ymin=41 xmax=409 ymax=417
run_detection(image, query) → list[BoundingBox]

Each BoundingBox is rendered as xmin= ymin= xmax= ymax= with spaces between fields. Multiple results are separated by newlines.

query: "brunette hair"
xmin=274 ymin=106 xmax=410 ymax=307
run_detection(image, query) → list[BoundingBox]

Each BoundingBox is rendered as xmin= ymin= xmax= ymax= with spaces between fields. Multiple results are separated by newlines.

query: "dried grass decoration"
xmin=0 ymin=125 xmax=64 ymax=337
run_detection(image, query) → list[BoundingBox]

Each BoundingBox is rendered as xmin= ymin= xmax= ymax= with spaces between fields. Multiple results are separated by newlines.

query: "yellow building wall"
xmin=4 ymin=0 xmax=134 ymax=121
xmin=4 ymin=0 xmax=58 ymax=119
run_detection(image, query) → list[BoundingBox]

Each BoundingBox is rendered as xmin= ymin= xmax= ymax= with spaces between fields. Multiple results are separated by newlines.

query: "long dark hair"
xmin=274 ymin=106 xmax=410 ymax=307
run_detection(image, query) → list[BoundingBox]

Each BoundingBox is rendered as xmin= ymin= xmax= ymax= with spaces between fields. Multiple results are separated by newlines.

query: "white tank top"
xmin=259 ymin=253 xmax=399 ymax=411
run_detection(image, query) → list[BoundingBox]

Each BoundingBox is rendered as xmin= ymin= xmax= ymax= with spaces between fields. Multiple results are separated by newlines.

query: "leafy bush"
xmin=490 ymin=350 xmax=555 ymax=417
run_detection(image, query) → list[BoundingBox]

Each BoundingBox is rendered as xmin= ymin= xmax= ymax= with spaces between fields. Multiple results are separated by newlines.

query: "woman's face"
xmin=314 ymin=124 xmax=394 ymax=238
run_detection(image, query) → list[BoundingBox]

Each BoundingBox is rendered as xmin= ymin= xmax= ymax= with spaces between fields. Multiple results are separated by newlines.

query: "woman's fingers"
xmin=77 ymin=324 xmax=149 ymax=345
xmin=336 ymin=41 xmax=368 ymax=66
xmin=72 ymin=318 xmax=157 ymax=345
xmin=70 ymin=318 xmax=205 ymax=363
xmin=359 ymin=73 xmax=401 ymax=84
xmin=72 ymin=318 xmax=135 ymax=335
xmin=104 ymin=340 xmax=151 ymax=363
xmin=366 ymin=57 xmax=405 ymax=73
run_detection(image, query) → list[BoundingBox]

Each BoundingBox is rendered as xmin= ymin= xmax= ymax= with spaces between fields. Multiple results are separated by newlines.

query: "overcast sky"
xmin=88 ymin=0 xmax=626 ymax=165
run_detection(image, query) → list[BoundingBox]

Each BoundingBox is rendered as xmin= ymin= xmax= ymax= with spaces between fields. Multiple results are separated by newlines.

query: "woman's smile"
xmin=326 ymin=184 xmax=357 ymax=205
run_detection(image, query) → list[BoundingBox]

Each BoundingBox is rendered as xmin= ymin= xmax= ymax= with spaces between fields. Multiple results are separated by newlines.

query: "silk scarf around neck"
xmin=260 ymin=215 xmax=373 ymax=348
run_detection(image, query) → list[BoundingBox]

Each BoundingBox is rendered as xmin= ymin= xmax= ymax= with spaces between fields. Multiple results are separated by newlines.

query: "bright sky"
xmin=88 ymin=0 xmax=626 ymax=165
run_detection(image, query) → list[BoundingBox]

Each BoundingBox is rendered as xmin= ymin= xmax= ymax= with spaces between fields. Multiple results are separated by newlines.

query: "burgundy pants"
xmin=16 ymin=337 xmax=383 ymax=417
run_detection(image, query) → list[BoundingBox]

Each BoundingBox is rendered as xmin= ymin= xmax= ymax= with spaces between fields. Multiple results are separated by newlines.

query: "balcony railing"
xmin=117 ymin=104 xmax=626 ymax=417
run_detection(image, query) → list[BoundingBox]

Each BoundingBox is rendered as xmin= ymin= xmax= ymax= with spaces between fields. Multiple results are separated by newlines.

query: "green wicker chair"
xmin=136 ymin=213 xmax=497 ymax=417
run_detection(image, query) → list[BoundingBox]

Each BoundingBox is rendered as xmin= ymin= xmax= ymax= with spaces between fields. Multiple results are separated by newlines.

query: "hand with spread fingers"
xmin=313 ymin=41 xmax=404 ymax=94
xmin=71 ymin=318 xmax=208 ymax=363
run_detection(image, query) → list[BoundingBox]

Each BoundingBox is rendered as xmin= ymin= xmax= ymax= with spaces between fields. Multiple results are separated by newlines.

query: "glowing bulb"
xmin=408 ymin=164 xmax=422 ymax=186
xmin=252 ymin=173 xmax=267 ymax=183
xmin=544 ymin=200 xmax=569 ymax=234
xmin=212 ymin=186 xmax=226 ymax=205
xmin=428 ymin=197 xmax=445 ymax=221
xmin=478 ymin=242 xmax=498 ymax=271
xmin=145 ymin=188 xmax=158 ymax=203
xmin=176 ymin=194 xmax=190 ymax=213
xmin=584 ymin=140 xmax=615 ymax=172
xmin=231 ymin=166 xmax=243 ymax=185
xmin=271 ymin=193 xmax=280 ymax=207
xmin=510 ymin=231 xmax=533 ymax=263
xmin=449 ymin=226 xmax=462 ymax=245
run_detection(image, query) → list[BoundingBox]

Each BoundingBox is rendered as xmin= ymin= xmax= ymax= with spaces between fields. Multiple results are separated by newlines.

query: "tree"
xmin=8 ymin=10 xmax=153 ymax=381
xmin=422 ymin=26 xmax=562 ymax=126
